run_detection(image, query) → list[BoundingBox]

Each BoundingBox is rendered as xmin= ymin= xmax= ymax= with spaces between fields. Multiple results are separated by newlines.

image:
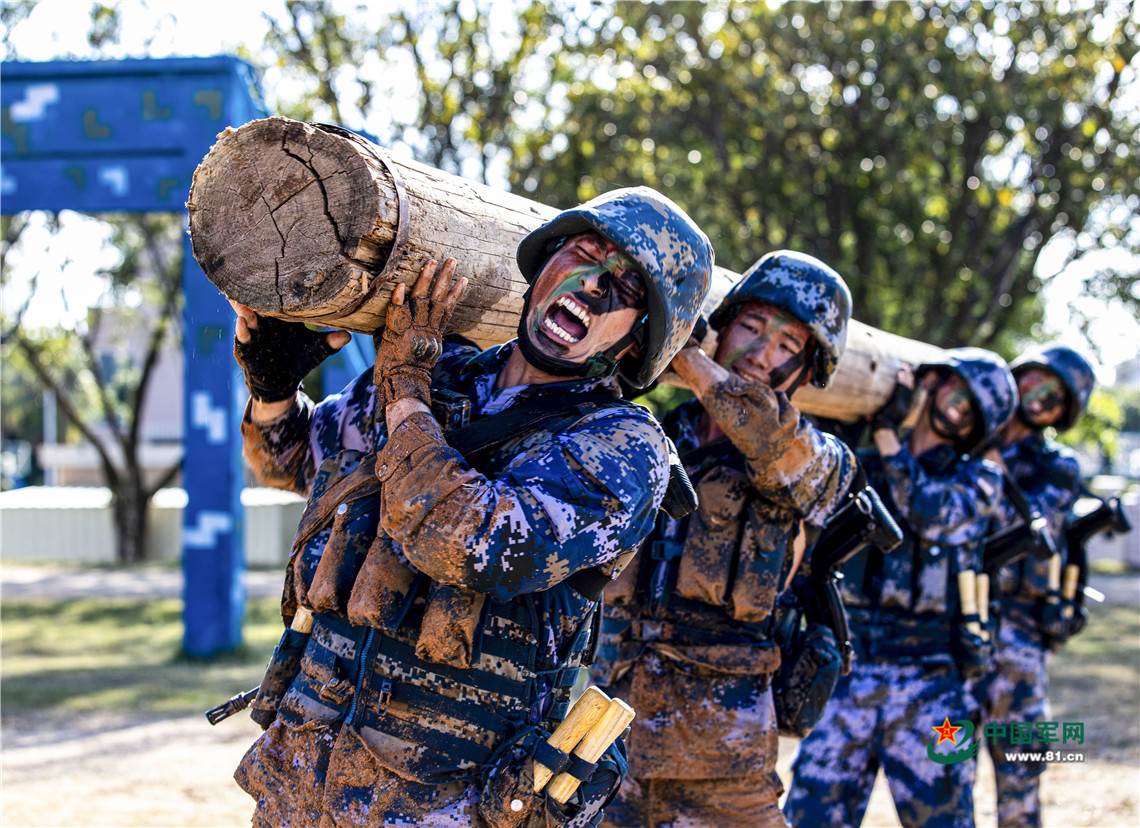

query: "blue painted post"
xmin=177 ymin=61 xmax=267 ymax=656
xmin=1 ymin=56 xmax=267 ymax=656
xmin=181 ymin=231 xmax=247 ymax=655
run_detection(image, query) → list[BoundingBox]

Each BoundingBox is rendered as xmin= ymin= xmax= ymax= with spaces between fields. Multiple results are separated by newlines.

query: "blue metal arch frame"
xmin=2 ymin=56 xmax=267 ymax=656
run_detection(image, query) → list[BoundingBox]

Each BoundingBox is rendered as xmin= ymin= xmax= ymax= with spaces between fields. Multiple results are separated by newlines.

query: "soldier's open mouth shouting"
xmin=542 ymin=293 xmax=592 ymax=345
xmin=525 ymin=233 xmax=648 ymax=361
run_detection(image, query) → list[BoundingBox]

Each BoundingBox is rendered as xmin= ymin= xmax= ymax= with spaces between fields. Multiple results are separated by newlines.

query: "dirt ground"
xmin=1 ymin=702 xmax=1136 ymax=827
xmin=2 ymin=567 xmax=1137 ymax=826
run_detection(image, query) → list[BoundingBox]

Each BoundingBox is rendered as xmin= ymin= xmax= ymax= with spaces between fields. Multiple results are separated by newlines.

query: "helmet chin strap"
xmin=767 ymin=344 xmax=813 ymax=398
xmin=516 ymin=285 xmax=647 ymax=380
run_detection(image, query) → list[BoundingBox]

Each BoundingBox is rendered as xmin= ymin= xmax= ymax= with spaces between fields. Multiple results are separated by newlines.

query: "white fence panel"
xmin=0 ymin=487 xmax=304 ymax=567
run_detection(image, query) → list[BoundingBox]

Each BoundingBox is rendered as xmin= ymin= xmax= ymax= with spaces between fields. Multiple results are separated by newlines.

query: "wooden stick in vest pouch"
xmin=957 ymin=570 xmax=981 ymax=636
xmin=532 ymin=686 xmax=612 ymax=793
xmin=976 ymin=573 xmax=990 ymax=641
xmin=291 ymin=606 xmax=314 ymax=634
xmin=545 ymin=698 xmax=636 ymax=805
xmin=1062 ymin=564 xmax=1080 ymax=619
xmin=1047 ymin=553 xmax=1063 ymax=602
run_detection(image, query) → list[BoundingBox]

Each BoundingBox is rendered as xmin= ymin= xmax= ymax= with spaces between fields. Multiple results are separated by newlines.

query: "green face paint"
xmin=1021 ymin=375 xmax=1065 ymax=412
xmin=527 ymin=245 xmax=644 ymax=347
xmin=719 ymin=305 xmax=810 ymax=389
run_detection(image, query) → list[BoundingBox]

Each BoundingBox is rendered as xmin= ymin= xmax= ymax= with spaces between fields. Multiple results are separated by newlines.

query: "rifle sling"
xmin=1001 ymin=470 xmax=1037 ymax=524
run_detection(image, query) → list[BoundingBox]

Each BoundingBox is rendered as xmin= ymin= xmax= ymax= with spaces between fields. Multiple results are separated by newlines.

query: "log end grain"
xmin=188 ymin=117 xmax=392 ymax=316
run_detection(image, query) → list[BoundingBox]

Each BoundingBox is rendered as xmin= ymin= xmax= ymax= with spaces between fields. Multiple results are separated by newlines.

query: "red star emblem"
xmin=932 ymin=717 xmax=962 ymax=745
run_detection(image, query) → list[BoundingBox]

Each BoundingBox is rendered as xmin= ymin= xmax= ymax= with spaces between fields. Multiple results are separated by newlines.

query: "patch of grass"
xmin=1089 ymin=558 xmax=1138 ymax=575
xmin=1049 ymin=603 xmax=1140 ymax=761
xmin=1 ymin=596 xmax=284 ymax=717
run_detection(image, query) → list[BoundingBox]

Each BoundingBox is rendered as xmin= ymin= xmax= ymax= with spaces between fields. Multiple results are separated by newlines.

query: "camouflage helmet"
xmin=516 ymin=186 xmax=713 ymax=389
xmin=917 ymin=347 xmax=1018 ymax=452
xmin=1009 ymin=344 xmax=1095 ymax=431
xmin=707 ymin=250 xmax=852 ymax=388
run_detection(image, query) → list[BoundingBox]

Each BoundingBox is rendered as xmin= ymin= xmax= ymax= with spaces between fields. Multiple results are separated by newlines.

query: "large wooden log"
xmin=188 ymin=116 xmax=944 ymax=422
xmin=188 ymin=117 xmax=557 ymax=346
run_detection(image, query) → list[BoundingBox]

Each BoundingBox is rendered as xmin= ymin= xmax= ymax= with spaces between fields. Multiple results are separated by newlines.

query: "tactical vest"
xmin=604 ymin=440 xmax=793 ymax=656
xmin=998 ymin=440 xmax=1076 ymax=634
xmin=998 ymin=438 xmax=1078 ymax=607
xmin=838 ymin=446 xmax=967 ymax=660
xmin=277 ymin=391 xmax=635 ymax=785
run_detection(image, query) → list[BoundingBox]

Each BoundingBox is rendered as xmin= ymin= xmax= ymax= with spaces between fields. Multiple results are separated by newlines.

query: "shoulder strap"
xmin=445 ymin=390 xmax=629 ymax=460
xmin=677 ymin=435 xmax=741 ymax=475
xmin=292 ymin=454 xmax=380 ymax=553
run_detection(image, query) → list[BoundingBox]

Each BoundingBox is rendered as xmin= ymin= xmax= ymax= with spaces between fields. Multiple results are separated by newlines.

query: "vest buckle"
xmin=378 ymin=678 xmax=393 ymax=715
xmin=317 ymin=677 xmax=355 ymax=706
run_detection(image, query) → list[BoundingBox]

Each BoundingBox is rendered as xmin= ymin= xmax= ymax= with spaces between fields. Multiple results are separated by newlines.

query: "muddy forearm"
xmin=378 ymin=411 xmax=664 ymax=600
xmin=240 ymin=397 xmax=315 ymax=494
xmin=699 ymin=374 xmax=852 ymax=517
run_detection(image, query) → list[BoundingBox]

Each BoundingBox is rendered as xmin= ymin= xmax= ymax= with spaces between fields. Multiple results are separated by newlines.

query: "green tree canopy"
xmin=509 ymin=0 xmax=1140 ymax=355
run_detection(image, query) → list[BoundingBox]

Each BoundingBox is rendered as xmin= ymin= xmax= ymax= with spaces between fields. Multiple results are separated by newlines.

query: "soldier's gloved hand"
xmin=1064 ymin=601 xmax=1089 ymax=640
xmin=373 ymin=257 xmax=466 ymax=409
xmin=870 ymin=378 xmax=914 ymax=434
xmin=1039 ymin=597 xmax=1070 ymax=644
xmin=231 ymin=301 xmax=349 ymax=403
xmin=951 ymin=617 xmax=992 ymax=682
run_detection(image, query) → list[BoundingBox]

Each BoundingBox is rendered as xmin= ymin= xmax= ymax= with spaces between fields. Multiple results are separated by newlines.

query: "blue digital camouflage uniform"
xmin=235 ymin=339 xmax=670 ymax=827
xmin=786 ymin=443 xmax=1003 ymax=828
xmin=970 ymin=433 xmax=1081 ymax=828
xmin=593 ymin=376 xmax=857 ymax=828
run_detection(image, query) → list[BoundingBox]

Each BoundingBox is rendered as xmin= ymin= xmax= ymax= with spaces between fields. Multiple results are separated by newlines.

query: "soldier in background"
xmin=785 ymin=348 xmax=1017 ymax=828
xmin=593 ymin=251 xmax=859 ymax=828
xmin=228 ymin=187 xmax=712 ymax=827
xmin=971 ymin=344 xmax=1095 ymax=828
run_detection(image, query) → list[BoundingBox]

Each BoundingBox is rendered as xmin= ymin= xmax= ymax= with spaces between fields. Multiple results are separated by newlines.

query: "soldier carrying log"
xmin=591 ymin=251 xmax=860 ymax=828
xmin=785 ymin=348 xmax=1018 ymax=828
xmin=226 ymin=187 xmax=712 ymax=826
xmin=970 ymin=344 xmax=1096 ymax=828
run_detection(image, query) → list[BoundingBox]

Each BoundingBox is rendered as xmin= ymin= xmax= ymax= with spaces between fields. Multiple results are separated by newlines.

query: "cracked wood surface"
xmin=188 ymin=117 xmax=556 ymax=347
xmin=188 ymin=117 xmax=943 ymax=421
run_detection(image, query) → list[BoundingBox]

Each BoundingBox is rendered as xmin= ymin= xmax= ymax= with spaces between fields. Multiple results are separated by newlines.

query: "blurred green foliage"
xmin=1057 ymin=385 xmax=1134 ymax=474
xmin=249 ymin=0 xmax=1138 ymax=358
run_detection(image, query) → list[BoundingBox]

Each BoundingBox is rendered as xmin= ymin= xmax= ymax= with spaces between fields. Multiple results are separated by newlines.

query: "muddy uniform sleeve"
xmin=882 ymin=448 xmax=1003 ymax=557
xmin=376 ymin=409 xmax=670 ymax=603
xmin=240 ymin=394 xmax=319 ymax=494
xmin=698 ymin=375 xmax=856 ymax=526
xmin=240 ymin=369 xmax=379 ymax=495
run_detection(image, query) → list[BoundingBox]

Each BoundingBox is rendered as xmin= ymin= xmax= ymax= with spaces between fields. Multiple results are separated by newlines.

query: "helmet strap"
xmin=927 ymin=379 xmax=981 ymax=451
xmin=768 ymin=343 xmax=812 ymax=397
